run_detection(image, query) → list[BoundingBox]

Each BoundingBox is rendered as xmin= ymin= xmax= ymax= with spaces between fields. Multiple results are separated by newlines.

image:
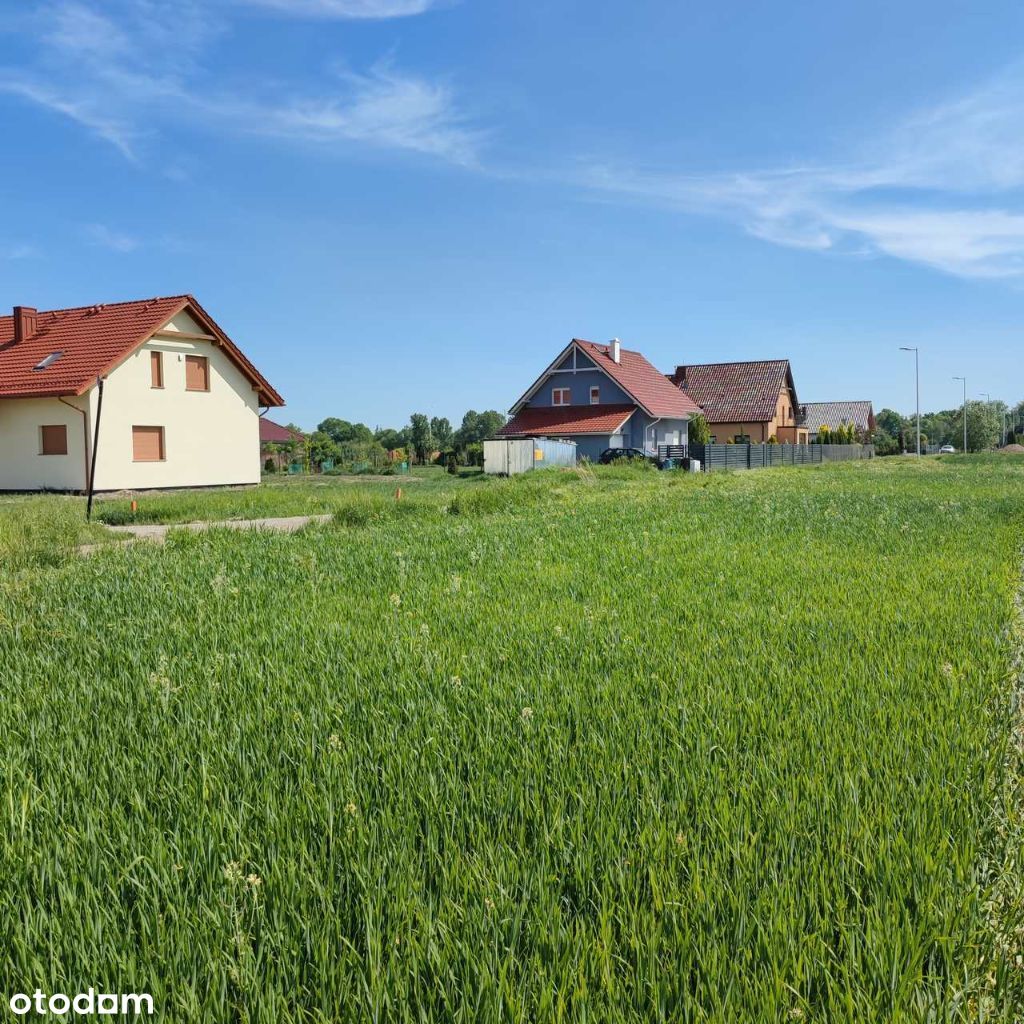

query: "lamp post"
xmin=899 ymin=347 xmax=920 ymax=455
xmin=953 ymin=376 xmax=967 ymax=453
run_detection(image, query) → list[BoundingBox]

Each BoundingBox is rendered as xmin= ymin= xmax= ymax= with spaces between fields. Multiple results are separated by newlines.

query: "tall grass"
xmin=0 ymin=458 xmax=1022 ymax=1021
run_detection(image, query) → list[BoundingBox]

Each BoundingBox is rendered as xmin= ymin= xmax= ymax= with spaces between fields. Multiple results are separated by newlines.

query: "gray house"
xmin=498 ymin=338 xmax=701 ymax=461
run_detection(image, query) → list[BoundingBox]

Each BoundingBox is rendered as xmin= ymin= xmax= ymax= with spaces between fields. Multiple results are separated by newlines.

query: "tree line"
xmin=873 ymin=399 xmax=1024 ymax=454
xmin=269 ymin=410 xmax=508 ymax=472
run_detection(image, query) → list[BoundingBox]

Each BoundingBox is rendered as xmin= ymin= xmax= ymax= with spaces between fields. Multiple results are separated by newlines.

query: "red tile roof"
xmin=0 ymin=294 xmax=283 ymax=405
xmin=574 ymin=340 xmax=702 ymax=418
xmin=670 ymin=359 xmax=796 ymax=424
xmin=260 ymin=417 xmax=304 ymax=443
xmin=498 ymin=404 xmax=636 ymax=436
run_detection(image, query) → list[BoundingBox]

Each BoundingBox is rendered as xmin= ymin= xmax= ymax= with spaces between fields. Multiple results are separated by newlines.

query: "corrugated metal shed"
xmin=483 ymin=437 xmax=577 ymax=475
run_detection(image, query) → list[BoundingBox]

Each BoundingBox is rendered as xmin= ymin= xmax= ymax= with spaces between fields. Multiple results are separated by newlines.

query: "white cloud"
xmin=86 ymin=224 xmax=141 ymax=252
xmin=227 ymin=63 xmax=480 ymax=164
xmin=2 ymin=243 xmax=39 ymax=260
xmin=238 ymin=0 xmax=443 ymax=17
xmin=0 ymin=76 xmax=140 ymax=158
xmin=0 ymin=0 xmax=476 ymax=165
xmin=581 ymin=66 xmax=1024 ymax=280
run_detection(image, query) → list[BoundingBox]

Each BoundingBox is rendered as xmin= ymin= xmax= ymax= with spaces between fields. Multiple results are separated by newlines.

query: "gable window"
xmin=40 ymin=424 xmax=68 ymax=456
xmin=185 ymin=354 xmax=210 ymax=392
xmin=590 ymin=386 xmax=600 ymax=404
xmin=132 ymin=425 xmax=165 ymax=462
xmin=552 ymin=387 xmax=571 ymax=406
xmin=151 ymin=351 xmax=164 ymax=389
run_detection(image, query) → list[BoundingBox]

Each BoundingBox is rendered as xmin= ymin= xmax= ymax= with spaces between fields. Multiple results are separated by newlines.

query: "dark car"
xmin=599 ymin=448 xmax=656 ymax=465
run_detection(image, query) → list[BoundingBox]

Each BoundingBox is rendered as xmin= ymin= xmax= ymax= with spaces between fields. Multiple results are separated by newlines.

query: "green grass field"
xmin=1 ymin=457 xmax=1022 ymax=1022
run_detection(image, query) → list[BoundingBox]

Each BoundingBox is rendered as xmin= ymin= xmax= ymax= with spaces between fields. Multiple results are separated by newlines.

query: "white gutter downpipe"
xmin=647 ymin=417 xmax=661 ymax=456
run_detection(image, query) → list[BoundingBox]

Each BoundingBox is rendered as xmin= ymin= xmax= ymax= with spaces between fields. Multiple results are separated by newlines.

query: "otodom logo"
xmin=8 ymin=989 xmax=154 ymax=1016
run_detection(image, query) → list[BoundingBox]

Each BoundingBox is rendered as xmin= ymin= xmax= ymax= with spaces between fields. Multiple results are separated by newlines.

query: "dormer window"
xmin=552 ymin=387 xmax=571 ymax=406
xmin=590 ymin=386 xmax=600 ymax=404
xmin=32 ymin=351 xmax=63 ymax=371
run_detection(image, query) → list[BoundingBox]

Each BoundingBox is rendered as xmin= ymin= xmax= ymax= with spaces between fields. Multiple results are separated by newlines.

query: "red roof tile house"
xmin=499 ymin=339 xmax=701 ymax=461
xmin=0 ymin=295 xmax=283 ymax=492
xmin=669 ymin=359 xmax=809 ymax=445
xmin=260 ymin=418 xmax=305 ymax=470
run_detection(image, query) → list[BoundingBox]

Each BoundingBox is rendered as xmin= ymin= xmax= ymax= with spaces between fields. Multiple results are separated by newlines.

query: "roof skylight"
xmin=33 ymin=351 xmax=64 ymax=371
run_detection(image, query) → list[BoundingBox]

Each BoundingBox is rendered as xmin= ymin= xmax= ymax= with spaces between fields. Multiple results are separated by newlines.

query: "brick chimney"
xmin=12 ymin=306 xmax=38 ymax=344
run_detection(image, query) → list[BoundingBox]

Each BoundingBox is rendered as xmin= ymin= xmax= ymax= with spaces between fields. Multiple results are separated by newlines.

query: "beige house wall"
xmin=0 ymin=395 xmax=90 ymax=491
xmin=0 ymin=310 xmax=264 ymax=492
xmin=89 ymin=312 xmax=262 ymax=491
xmin=707 ymin=385 xmax=808 ymax=445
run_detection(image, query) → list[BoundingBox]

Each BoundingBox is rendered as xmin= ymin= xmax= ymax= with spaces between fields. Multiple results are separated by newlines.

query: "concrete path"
xmin=80 ymin=514 xmax=332 ymax=554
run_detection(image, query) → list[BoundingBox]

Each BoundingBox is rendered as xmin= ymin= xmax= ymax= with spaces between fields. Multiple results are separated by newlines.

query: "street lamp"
xmin=899 ymin=347 xmax=921 ymax=455
xmin=953 ymin=376 xmax=967 ymax=453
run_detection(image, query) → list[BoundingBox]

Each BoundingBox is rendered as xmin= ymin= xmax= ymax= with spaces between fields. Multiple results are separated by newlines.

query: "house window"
xmin=151 ymin=351 xmax=164 ymax=389
xmin=590 ymin=386 xmax=600 ymax=404
xmin=552 ymin=387 xmax=571 ymax=406
xmin=40 ymin=425 xmax=68 ymax=455
xmin=132 ymin=425 xmax=165 ymax=462
xmin=735 ymin=434 xmax=751 ymax=444
xmin=185 ymin=355 xmax=210 ymax=392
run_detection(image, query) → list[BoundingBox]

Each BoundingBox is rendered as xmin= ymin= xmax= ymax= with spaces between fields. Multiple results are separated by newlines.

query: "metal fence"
xmin=689 ymin=443 xmax=823 ymax=472
xmin=819 ymin=444 xmax=875 ymax=462
xmin=688 ymin=443 xmax=876 ymax=471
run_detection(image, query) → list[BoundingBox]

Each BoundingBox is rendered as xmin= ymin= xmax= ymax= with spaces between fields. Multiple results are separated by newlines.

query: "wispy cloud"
xmin=86 ymin=224 xmax=141 ymax=253
xmin=237 ymin=0 xmax=445 ymax=18
xmin=0 ymin=0 xmax=477 ymax=165
xmin=581 ymin=66 xmax=1024 ymax=280
xmin=218 ymin=62 xmax=480 ymax=164
xmin=2 ymin=243 xmax=40 ymax=261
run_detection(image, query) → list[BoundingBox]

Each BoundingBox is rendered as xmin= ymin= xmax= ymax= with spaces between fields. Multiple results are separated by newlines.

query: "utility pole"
xmin=953 ymin=376 xmax=967 ymax=453
xmin=900 ymin=347 xmax=921 ymax=455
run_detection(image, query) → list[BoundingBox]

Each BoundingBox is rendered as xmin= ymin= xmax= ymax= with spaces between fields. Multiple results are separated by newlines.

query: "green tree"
xmin=375 ymin=427 xmax=407 ymax=451
xmin=952 ymin=400 xmax=1000 ymax=452
xmin=689 ymin=413 xmax=710 ymax=445
xmin=306 ymin=431 xmax=341 ymax=469
xmin=318 ymin=418 xmax=373 ymax=446
xmin=455 ymin=410 xmax=506 ymax=449
xmin=873 ymin=430 xmax=899 ymax=456
xmin=408 ymin=413 xmax=433 ymax=464
xmin=430 ymin=417 xmax=454 ymax=449
xmin=876 ymin=409 xmax=904 ymax=439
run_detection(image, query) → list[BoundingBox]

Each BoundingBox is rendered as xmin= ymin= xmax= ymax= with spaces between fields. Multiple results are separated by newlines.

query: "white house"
xmin=0 ymin=295 xmax=284 ymax=492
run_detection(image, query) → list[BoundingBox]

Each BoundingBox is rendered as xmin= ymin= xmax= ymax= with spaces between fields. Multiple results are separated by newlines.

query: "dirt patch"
xmin=998 ymin=444 xmax=1024 ymax=454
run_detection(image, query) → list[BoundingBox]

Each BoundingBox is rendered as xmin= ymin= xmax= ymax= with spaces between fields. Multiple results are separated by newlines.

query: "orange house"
xmin=669 ymin=359 xmax=809 ymax=445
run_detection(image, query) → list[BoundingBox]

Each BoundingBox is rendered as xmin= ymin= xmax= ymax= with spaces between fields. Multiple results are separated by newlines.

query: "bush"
xmin=264 ymin=458 xmax=277 ymax=473
xmin=689 ymin=413 xmax=710 ymax=446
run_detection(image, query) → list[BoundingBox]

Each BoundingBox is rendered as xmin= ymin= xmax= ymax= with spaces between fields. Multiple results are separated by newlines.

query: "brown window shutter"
xmin=185 ymin=355 xmax=209 ymax=391
xmin=151 ymin=351 xmax=163 ymax=388
xmin=132 ymin=426 xmax=165 ymax=462
xmin=40 ymin=425 xmax=68 ymax=455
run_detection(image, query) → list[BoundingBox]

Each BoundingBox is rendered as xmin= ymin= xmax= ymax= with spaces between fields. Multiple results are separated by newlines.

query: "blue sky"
xmin=2 ymin=0 xmax=1023 ymax=430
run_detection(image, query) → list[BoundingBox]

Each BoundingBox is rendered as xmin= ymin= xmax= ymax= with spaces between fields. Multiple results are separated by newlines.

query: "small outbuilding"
xmin=483 ymin=437 xmax=577 ymax=475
